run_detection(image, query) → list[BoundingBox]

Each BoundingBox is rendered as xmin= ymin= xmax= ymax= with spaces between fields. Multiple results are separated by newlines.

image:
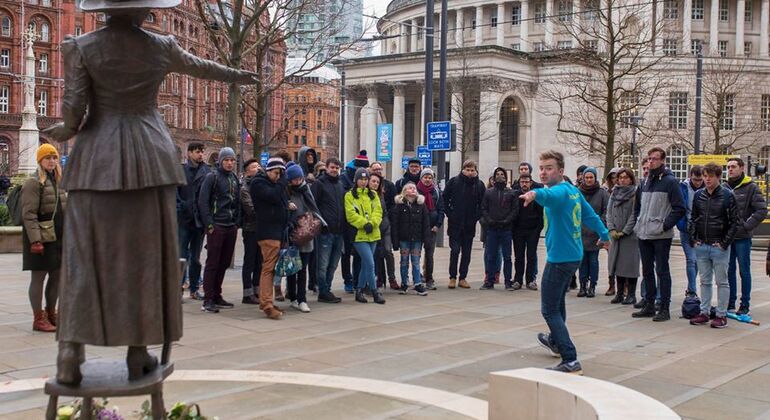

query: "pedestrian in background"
xmin=577 ymin=167 xmax=608 ymax=298
xmin=513 ymin=173 xmax=543 ymax=290
xmin=416 ymin=168 xmax=443 ymax=290
xmin=345 ymin=168 xmax=385 ymax=304
xmin=480 ymin=167 xmax=517 ymax=290
xmin=606 ymin=168 xmax=639 ymax=305
xmin=286 ymin=164 xmax=322 ymax=313
xmin=370 ymin=162 xmax=399 ymax=290
xmin=677 ymin=165 xmax=704 ymax=297
xmin=392 ymin=182 xmax=431 ymax=296
xmin=240 ymin=158 xmax=262 ymax=304
xmin=443 ymin=160 xmax=485 ymax=289
xmin=177 ymin=142 xmax=210 ymax=300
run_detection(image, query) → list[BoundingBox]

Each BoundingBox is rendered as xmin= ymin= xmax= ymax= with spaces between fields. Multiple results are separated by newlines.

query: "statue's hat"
xmin=79 ymin=0 xmax=181 ymax=11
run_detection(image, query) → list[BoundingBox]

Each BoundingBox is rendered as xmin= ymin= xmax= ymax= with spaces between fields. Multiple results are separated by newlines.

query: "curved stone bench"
xmin=0 ymin=226 xmax=22 ymax=253
xmin=489 ymin=368 xmax=680 ymax=420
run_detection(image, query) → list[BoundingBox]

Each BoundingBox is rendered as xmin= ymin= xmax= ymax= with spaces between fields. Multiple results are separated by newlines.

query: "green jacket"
xmin=344 ymin=187 xmax=382 ymax=242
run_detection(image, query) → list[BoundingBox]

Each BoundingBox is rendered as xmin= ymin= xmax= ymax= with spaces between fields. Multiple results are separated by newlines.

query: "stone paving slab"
xmin=0 ymin=239 xmax=769 ymax=419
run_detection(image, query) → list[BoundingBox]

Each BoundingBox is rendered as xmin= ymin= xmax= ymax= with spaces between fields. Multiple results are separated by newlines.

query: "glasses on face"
xmin=618 ymin=174 xmax=630 ymax=179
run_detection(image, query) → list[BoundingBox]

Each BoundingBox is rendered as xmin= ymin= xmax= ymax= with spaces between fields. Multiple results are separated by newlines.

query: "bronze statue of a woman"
xmin=44 ymin=0 xmax=256 ymax=385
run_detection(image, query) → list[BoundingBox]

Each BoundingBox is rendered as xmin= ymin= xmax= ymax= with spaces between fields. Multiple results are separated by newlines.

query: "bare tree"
xmin=538 ymin=0 xmax=671 ymax=170
xmin=195 ymin=0 xmax=370 ymax=156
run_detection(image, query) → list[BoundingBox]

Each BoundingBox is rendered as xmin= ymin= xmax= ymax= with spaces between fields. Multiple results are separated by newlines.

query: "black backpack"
xmin=681 ymin=294 xmax=702 ymax=319
xmin=6 ymin=183 xmax=24 ymax=226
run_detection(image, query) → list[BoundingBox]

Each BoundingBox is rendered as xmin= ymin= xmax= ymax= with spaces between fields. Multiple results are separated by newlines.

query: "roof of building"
xmin=284 ymin=58 xmax=341 ymax=82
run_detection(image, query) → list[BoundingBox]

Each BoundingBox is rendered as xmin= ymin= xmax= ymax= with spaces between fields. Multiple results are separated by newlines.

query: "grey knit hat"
xmin=354 ymin=168 xmax=369 ymax=183
xmin=218 ymin=147 xmax=236 ymax=165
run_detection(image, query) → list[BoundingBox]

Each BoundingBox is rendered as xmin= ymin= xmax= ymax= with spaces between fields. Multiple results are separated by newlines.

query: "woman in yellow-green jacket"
xmin=345 ymin=168 xmax=385 ymax=304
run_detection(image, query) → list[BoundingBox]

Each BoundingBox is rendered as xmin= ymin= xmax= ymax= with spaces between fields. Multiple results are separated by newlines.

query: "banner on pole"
xmin=417 ymin=146 xmax=432 ymax=166
xmin=376 ymin=123 xmax=393 ymax=162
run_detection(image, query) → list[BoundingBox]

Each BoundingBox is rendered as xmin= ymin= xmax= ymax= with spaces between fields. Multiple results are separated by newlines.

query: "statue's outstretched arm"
xmin=167 ymin=36 xmax=256 ymax=85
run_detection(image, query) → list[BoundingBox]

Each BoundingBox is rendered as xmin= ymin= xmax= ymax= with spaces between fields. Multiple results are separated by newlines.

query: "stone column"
xmin=456 ymin=8 xmax=465 ymax=46
xmin=345 ymin=98 xmax=358 ymax=162
xmin=655 ymin=0 xmax=664 ymax=53
xmin=476 ymin=6 xmax=484 ymax=46
xmin=761 ymin=0 xmax=769 ymax=56
xmin=545 ymin=0 xmax=554 ymax=47
xmin=411 ymin=18 xmax=419 ymax=51
xmin=397 ymin=23 xmax=405 ymax=53
xmin=392 ymin=84 xmax=406 ymax=180
xmin=683 ymin=0 xmax=692 ymax=53
xmin=521 ymin=0 xmax=530 ymax=51
xmin=736 ymin=0 xmax=746 ymax=55
xmin=449 ymin=91 xmax=464 ymax=175
xmin=497 ymin=2 xmax=506 ymax=46
xmin=364 ymin=86 xmax=379 ymax=156
xmin=478 ymin=89 xmax=501 ymax=180
xmin=572 ymin=0 xmax=580 ymax=46
xmin=18 ymin=31 xmax=39 ymax=175
xmin=709 ymin=0 xmax=720 ymax=54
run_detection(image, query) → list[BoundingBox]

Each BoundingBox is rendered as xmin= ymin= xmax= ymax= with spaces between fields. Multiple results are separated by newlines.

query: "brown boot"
xmin=33 ymin=310 xmax=56 ymax=332
xmin=274 ymin=285 xmax=285 ymax=302
xmin=448 ymin=278 xmax=457 ymax=289
xmin=458 ymin=279 xmax=471 ymax=289
xmin=45 ymin=306 xmax=57 ymax=327
xmin=264 ymin=306 xmax=283 ymax=320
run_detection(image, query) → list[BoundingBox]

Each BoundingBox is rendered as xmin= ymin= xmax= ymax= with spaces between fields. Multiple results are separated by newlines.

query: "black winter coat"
xmin=394 ymin=171 xmax=422 ymax=193
xmin=381 ymin=177 xmax=398 ymax=212
xmin=177 ymin=162 xmax=211 ymax=229
xmin=688 ymin=185 xmax=739 ymax=249
xmin=443 ymin=173 xmax=485 ymax=237
xmin=481 ymin=183 xmax=518 ymax=230
xmin=515 ymin=188 xmax=544 ymax=232
xmin=250 ymin=172 xmax=289 ymax=241
xmin=722 ymin=176 xmax=768 ymax=240
xmin=391 ymin=194 xmax=431 ymax=244
xmin=310 ymin=173 xmax=347 ymax=235
xmin=197 ymin=167 xmax=240 ymax=228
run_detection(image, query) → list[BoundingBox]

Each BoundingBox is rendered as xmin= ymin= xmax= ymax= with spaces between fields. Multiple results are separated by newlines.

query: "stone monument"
xmin=17 ymin=26 xmax=39 ymax=175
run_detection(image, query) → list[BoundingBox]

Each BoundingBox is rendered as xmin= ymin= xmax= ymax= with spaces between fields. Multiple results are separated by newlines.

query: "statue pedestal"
xmin=44 ymin=361 xmax=174 ymax=420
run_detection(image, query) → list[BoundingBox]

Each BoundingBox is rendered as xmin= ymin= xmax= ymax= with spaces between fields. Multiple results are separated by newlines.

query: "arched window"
xmin=666 ymin=145 xmax=688 ymax=180
xmin=499 ymin=96 xmax=520 ymax=151
xmin=0 ymin=138 xmax=9 ymax=174
xmin=40 ymin=22 xmax=49 ymax=42
xmin=146 ymin=13 xmax=156 ymax=23
xmin=1 ymin=15 xmax=11 ymax=37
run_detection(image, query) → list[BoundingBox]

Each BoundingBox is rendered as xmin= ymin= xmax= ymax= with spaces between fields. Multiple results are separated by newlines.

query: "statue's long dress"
xmin=57 ymin=21 xmax=247 ymax=346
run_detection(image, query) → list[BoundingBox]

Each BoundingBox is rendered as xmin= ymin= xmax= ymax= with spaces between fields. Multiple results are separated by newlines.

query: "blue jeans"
xmin=484 ymin=229 xmax=512 ymax=283
xmin=178 ymin=224 xmax=204 ymax=293
xmin=728 ymin=238 xmax=753 ymax=308
xmin=639 ymin=239 xmax=672 ymax=306
xmin=680 ymin=232 xmax=698 ymax=293
xmin=696 ymin=244 xmax=730 ymax=317
xmin=541 ymin=261 xmax=581 ymax=363
xmin=399 ymin=240 xmax=422 ymax=286
xmin=317 ymin=233 xmax=344 ymax=294
xmin=353 ymin=241 xmax=377 ymax=291
xmin=578 ymin=250 xmax=600 ymax=287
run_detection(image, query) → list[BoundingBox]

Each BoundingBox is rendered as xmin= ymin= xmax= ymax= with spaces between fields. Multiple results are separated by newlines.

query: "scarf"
xmin=417 ymin=181 xmax=436 ymax=211
xmin=611 ymin=185 xmax=636 ymax=204
xmin=579 ymin=181 xmax=600 ymax=196
xmin=727 ymin=174 xmax=743 ymax=190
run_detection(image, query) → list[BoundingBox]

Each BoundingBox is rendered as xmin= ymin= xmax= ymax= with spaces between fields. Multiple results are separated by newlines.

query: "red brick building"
xmin=0 ymin=0 xmax=286 ymax=175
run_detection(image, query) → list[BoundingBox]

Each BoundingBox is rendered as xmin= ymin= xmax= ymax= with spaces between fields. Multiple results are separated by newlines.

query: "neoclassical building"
xmin=341 ymin=0 xmax=770 ymax=181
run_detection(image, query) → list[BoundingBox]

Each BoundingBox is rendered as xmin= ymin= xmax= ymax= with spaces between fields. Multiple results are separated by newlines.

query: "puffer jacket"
xmin=688 ymin=185 xmax=739 ymax=248
xmin=722 ymin=175 xmax=767 ymax=240
xmin=250 ymin=172 xmax=289 ymax=241
xmin=634 ymin=165 xmax=686 ymax=240
xmin=21 ymin=174 xmax=67 ymax=244
xmin=344 ymin=187 xmax=382 ymax=242
xmin=481 ymin=181 xmax=518 ymax=230
xmin=310 ymin=173 xmax=347 ymax=234
xmin=240 ymin=175 xmax=257 ymax=232
xmin=177 ymin=162 xmax=210 ymax=229
xmin=197 ymin=167 xmax=241 ymax=228
xmin=391 ymin=194 xmax=430 ymax=244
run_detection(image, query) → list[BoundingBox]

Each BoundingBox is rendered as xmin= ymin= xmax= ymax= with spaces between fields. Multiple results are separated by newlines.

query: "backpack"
xmin=681 ymin=294 xmax=702 ymax=319
xmin=6 ymin=183 xmax=24 ymax=226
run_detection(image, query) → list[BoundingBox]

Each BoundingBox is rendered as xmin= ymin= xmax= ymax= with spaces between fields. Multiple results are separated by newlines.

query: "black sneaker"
xmin=585 ymin=286 xmax=596 ymax=298
xmin=546 ymin=360 xmax=583 ymax=375
xmin=737 ymin=304 xmax=750 ymax=316
xmin=318 ymin=292 xmax=342 ymax=303
xmin=242 ymin=295 xmax=259 ymax=305
xmin=201 ymin=300 xmax=219 ymax=313
xmin=537 ymin=333 xmax=560 ymax=358
xmin=512 ymin=282 xmax=522 ymax=290
xmin=426 ymin=281 xmax=437 ymax=291
xmin=399 ymin=284 xmax=409 ymax=295
xmin=480 ymin=282 xmax=494 ymax=290
xmin=414 ymin=284 xmax=428 ymax=296
xmin=214 ymin=297 xmax=234 ymax=308
xmin=632 ymin=303 xmax=656 ymax=318
xmin=505 ymin=283 xmax=515 ymax=291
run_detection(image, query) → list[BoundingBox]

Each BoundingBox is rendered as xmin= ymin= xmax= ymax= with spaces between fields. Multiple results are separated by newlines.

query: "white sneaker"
xmin=290 ymin=300 xmax=301 ymax=311
xmin=298 ymin=302 xmax=311 ymax=313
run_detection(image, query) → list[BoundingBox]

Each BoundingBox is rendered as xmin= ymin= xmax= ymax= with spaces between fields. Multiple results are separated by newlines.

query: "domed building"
xmin=341 ymin=0 xmax=770 ymax=180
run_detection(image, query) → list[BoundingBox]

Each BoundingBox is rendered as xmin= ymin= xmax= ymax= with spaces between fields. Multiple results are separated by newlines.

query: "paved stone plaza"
xmin=1 ymin=239 xmax=770 ymax=419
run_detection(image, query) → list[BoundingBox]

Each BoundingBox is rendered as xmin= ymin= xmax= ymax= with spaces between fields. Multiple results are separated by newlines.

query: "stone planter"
xmin=0 ymin=226 xmax=23 ymax=253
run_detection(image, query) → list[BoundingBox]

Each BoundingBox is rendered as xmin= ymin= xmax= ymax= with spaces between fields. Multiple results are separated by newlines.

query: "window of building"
xmin=533 ymin=41 xmax=545 ymax=51
xmin=557 ymin=40 xmax=572 ymax=49
xmin=585 ymin=39 xmax=598 ymax=51
xmin=758 ymin=145 xmax=770 ymax=168
xmin=187 ymin=106 xmax=194 ymax=129
xmin=512 ymin=43 xmax=521 ymax=50
xmin=471 ymin=19 xmax=476 ymax=29
xmin=0 ymin=49 xmax=9 ymax=68
xmin=491 ymin=15 xmax=498 ymax=28
xmin=692 ymin=0 xmax=704 ymax=20
xmin=301 ymin=135 xmax=307 ymax=145
xmin=664 ymin=0 xmax=678 ymax=19
xmin=146 ymin=13 xmax=156 ymax=23
xmin=187 ymin=78 xmax=195 ymax=98
xmin=293 ymin=119 xmax=299 ymax=129
xmin=499 ymin=96 xmax=520 ymax=151
xmin=40 ymin=23 xmax=50 ymax=42
xmin=761 ymin=94 xmax=770 ymax=131
xmin=585 ymin=0 xmax=599 ymax=20
xmin=317 ymin=120 xmax=322 ymax=129
xmin=512 ymin=3 xmax=521 ymax=24
xmin=618 ymin=91 xmax=639 ymax=128
xmin=535 ymin=1 xmax=546 ymax=23
xmin=667 ymin=145 xmax=689 ymax=180
xmin=691 ymin=39 xmax=703 ymax=54
xmin=293 ymin=135 xmax=299 ymax=144
xmin=301 ymin=120 xmax=307 ymax=129
xmin=668 ymin=92 xmax=688 ymax=129
xmin=0 ymin=139 xmax=8 ymax=172
xmin=41 ymin=0 xmax=51 ymax=6
xmin=719 ymin=94 xmax=735 ymax=131
xmin=39 ymin=53 xmax=48 ymax=73
xmin=0 ymin=86 xmax=8 ymax=113
xmin=744 ymin=41 xmax=752 ymax=55
xmin=38 ymin=90 xmax=47 ymax=116
xmin=75 ymin=26 xmax=82 ymax=36
xmin=745 ymin=0 xmax=753 ymax=22
xmin=1 ymin=16 xmax=11 ymax=37
xmin=663 ymin=39 xmax=677 ymax=56
xmin=718 ymin=40 xmax=728 ymax=57
xmin=558 ymin=0 xmax=573 ymax=21
xmin=720 ymin=0 xmax=729 ymax=21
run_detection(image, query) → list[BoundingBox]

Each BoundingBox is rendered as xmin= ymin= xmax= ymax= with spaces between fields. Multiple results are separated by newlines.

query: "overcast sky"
xmin=363 ymin=0 xmax=390 ymax=36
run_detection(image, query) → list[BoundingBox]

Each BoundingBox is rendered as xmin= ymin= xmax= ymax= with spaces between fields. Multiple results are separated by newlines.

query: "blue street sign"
xmin=402 ymin=156 xmax=411 ymax=170
xmin=260 ymin=152 xmax=269 ymax=167
xmin=417 ymin=146 xmax=432 ymax=166
xmin=426 ymin=121 xmax=451 ymax=151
